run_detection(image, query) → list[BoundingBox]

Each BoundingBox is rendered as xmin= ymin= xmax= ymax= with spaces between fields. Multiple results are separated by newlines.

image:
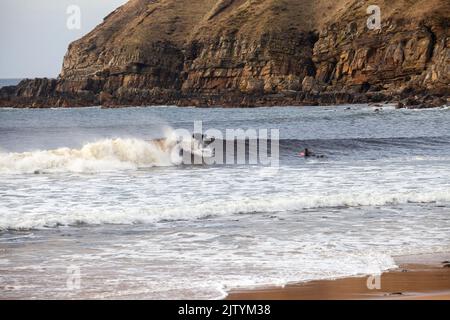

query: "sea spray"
xmin=0 ymin=138 xmax=175 ymax=174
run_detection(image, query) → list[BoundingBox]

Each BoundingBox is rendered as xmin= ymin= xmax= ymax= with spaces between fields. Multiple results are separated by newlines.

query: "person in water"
xmin=192 ymin=133 xmax=215 ymax=147
xmin=300 ymin=148 xmax=325 ymax=158
xmin=300 ymin=148 xmax=313 ymax=157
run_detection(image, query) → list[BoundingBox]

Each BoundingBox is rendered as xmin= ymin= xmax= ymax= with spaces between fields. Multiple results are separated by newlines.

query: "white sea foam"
xmin=0 ymin=136 xmax=200 ymax=174
xmin=0 ymin=138 xmax=170 ymax=173
xmin=1 ymin=188 xmax=449 ymax=230
xmin=1 ymin=106 xmax=450 ymax=299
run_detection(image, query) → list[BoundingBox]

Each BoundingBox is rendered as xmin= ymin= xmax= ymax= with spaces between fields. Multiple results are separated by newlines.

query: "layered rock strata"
xmin=1 ymin=0 xmax=448 ymax=108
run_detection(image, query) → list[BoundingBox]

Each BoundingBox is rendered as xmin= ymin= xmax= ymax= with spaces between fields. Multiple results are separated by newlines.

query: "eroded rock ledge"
xmin=1 ymin=0 xmax=448 ymax=108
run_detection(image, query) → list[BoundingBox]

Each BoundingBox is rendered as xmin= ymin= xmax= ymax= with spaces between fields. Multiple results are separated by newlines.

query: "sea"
xmin=0 ymin=79 xmax=22 ymax=88
xmin=0 ymin=103 xmax=449 ymax=299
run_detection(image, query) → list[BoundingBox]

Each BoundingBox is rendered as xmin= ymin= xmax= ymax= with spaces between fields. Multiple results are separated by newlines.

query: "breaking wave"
xmin=2 ymin=134 xmax=450 ymax=174
xmin=1 ymin=189 xmax=449 ymax=230
xmin=0 ymin=138 xmax=178 ymax=174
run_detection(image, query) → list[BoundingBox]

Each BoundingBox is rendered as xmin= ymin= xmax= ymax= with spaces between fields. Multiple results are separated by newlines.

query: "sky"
xmin=0 ymin=0 xmax=128 ymax=79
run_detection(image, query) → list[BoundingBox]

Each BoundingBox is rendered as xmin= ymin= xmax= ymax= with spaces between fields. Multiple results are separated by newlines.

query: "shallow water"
xmin=0 ymin=105 xmax=449 ymax=299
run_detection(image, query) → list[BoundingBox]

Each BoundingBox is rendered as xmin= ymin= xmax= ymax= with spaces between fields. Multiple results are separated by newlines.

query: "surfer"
xmin=299 ymin=148 xmax=325 ymax=158
xmin=192 ymin=133 xmax=215 ymax=147
xmin=300 ymin=148 xmax=313 ymax=157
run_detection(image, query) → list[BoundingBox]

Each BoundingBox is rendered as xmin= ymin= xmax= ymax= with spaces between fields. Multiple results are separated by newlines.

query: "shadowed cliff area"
xmin=1 ymin=0 xmax=449 ymax=108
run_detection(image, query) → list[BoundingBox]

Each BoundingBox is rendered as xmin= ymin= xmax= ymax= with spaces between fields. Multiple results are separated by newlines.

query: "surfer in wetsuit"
xmin=300 ymin=148 xmax=313 ymax=157
xmin=192 ymin=133 xmax=215 ymax=147
xmin=300 ymin=148 xmax=325 ymax=158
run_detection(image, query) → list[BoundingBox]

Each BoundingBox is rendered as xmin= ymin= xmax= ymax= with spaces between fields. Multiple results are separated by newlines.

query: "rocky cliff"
xmin=1 ymin=0 xmax=449 ymax=108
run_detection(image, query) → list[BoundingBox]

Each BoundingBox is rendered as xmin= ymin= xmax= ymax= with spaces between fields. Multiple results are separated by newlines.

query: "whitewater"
xmin=0 ymin=105 xmax=449 ymax=299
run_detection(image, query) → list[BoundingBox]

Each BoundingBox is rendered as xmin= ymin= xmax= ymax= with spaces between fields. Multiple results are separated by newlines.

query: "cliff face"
xmin=313 ymin=1 xmax=449 ymax=95
xmin=1 ymin=0 xmax=449 ymax=108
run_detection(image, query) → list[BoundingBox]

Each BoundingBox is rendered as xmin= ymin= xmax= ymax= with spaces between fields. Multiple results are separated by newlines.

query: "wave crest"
xmin=2 ymin=190 xmax=449 ymax=230
xmin=0 ymin=138 xmax=177 ymax=174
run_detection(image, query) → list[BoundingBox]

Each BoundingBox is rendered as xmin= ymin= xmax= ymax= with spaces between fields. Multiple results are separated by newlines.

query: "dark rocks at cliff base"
xmin=0 ymin=0 xmax=449 ymax=108
xmin=396 ymin=96 xmax=448 ymax=109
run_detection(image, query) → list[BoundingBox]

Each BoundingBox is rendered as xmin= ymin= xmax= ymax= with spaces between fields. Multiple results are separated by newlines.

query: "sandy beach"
xmin=226 ymin=254 xmax=450 ymax=300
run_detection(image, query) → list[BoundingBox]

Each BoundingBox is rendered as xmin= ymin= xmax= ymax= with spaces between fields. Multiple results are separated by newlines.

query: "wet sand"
xmin=226 ymin=254 xmax=450 ymax=300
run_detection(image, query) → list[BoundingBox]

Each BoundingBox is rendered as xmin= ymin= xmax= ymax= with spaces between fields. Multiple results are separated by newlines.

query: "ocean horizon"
xmin=0 ymin=78 xmax=22 ymax=89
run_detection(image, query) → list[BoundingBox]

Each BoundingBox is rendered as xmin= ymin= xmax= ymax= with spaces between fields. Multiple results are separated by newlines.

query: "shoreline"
xmin=226 ymin=253 xmax=450 ymax=300
xmin=0 ymin=79 xmax=448 ymax=109
xmin=0 ymin=102 xmax=448 ymax=111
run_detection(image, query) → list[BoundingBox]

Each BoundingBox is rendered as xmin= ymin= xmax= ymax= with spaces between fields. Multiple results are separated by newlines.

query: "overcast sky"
xmin=0 ymin=0 xmax=128 ymax=78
